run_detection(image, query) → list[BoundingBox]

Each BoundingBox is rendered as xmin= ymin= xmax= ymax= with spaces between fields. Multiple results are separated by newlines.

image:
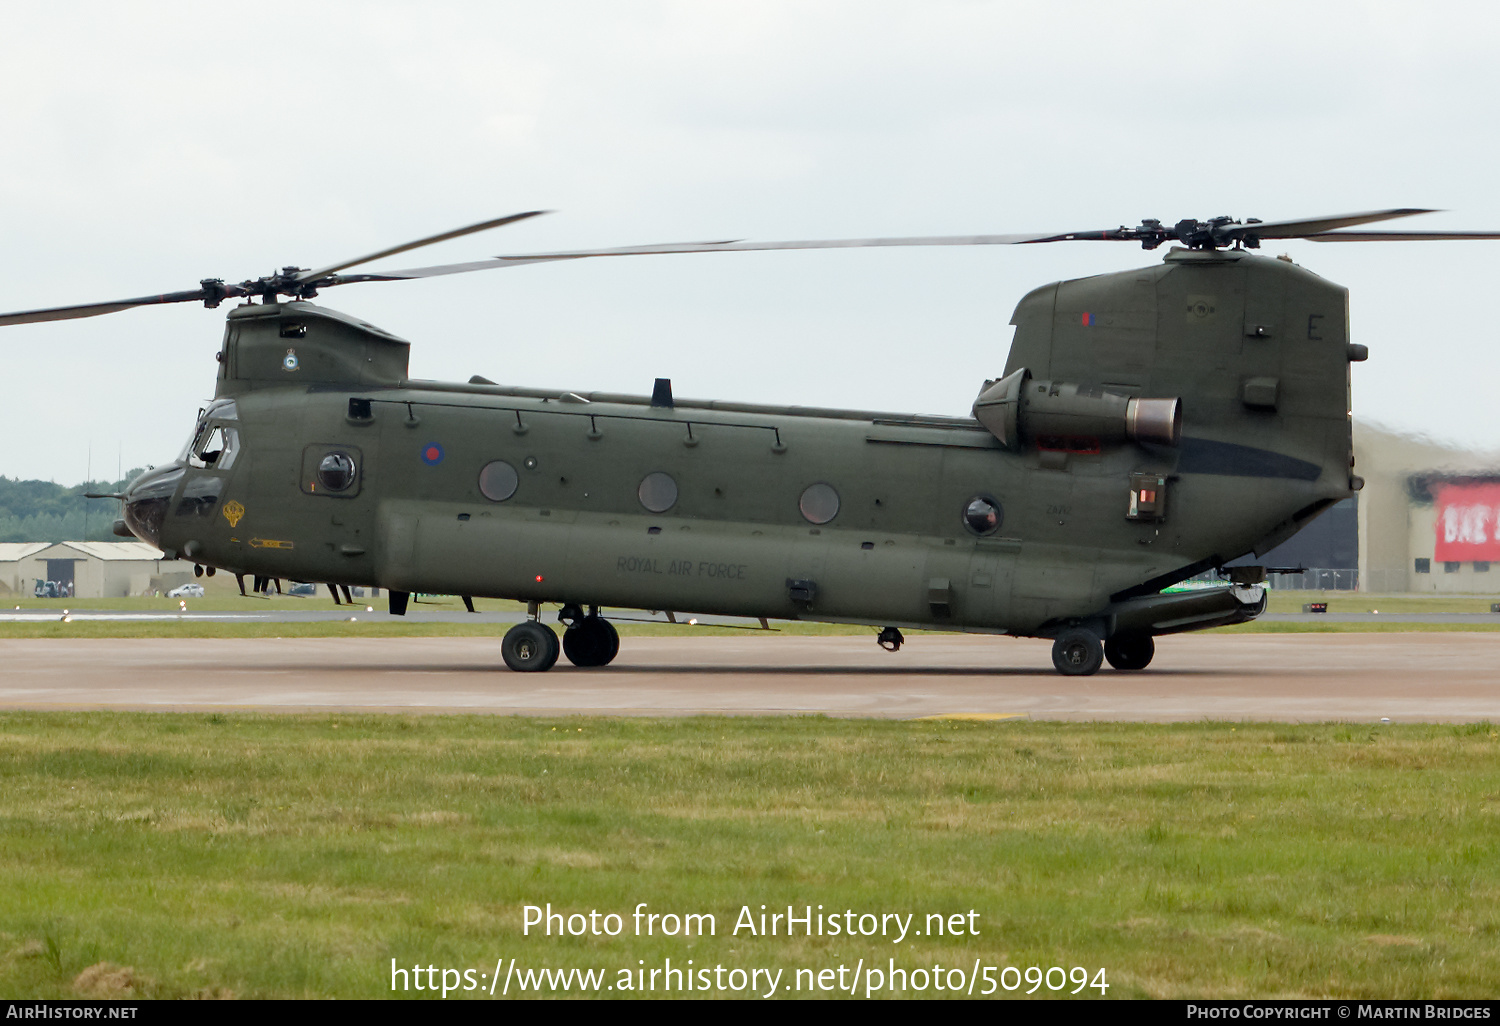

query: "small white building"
xmin=0 ymin=541 xmax=195 ymax=598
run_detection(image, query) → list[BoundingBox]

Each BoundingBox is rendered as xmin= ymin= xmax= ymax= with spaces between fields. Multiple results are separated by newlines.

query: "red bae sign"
xmin=1434 ymin=482 xmax=1500 ymax=562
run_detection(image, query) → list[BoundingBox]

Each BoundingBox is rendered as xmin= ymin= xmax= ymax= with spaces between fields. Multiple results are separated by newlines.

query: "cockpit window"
xmin=178 ymin=401 xmax=240 ymax=465
xmin=187 ymin=424 xmax=239 ymax=470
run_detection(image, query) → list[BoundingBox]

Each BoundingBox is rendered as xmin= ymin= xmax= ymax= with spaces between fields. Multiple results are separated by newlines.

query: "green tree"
xmin=0 ymin=470 xmax=147 ymax=543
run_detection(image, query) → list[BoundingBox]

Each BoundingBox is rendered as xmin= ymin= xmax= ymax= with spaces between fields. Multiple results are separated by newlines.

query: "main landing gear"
xmin=559 ymin=604 xmax=620 ymax=667
xmin=1050 ymin=628 xmax=1157 ymax=675
xmin=1051 ymin=628 xmax=1104 ymax=676
xmin=501 ymin=620 xmax=560 ymax=672
xmin=1103 ymin=633 xmax=1155 ymax=671
xmin=500 ymin=603 xmax=620 ymax=672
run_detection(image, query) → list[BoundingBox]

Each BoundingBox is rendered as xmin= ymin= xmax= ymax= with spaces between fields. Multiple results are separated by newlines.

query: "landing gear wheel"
xmin=562 ymin=617 xmax=620 ymax=668
xmin=502 ymin=621 xmax=560 ymax=672
xmin=1051 ymin=628 xmax=1104 ymax=676
xmin=1104 ymin=633 xmax=1155 ymax=671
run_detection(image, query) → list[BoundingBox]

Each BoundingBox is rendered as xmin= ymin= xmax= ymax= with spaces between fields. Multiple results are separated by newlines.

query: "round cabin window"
xmin=799 ymin=482 xmax=840 ymax=525
xmin=317 ymin=452 xmax=357 ymax=492
xmin=963 ymin=496 xmax=1002 ymax=535
xmin=478 ymin=460 xmax=519 ymax=502
xmin=638 ymin=471 xmax=678 ymax=513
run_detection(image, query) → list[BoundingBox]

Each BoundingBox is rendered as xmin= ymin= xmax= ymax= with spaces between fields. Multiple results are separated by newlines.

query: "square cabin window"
xmin=1476 ymin=561 xmax=1491 ymax=573
xmin=1444 ymin=561 xmax=1461 ymax=573
xmin=1414 ymin=558 xmax=1431 ymax=574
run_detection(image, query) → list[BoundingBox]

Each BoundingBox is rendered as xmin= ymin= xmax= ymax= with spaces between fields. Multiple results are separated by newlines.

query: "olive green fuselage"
xmin=133 ymin=245 xmax=1359 ymax=639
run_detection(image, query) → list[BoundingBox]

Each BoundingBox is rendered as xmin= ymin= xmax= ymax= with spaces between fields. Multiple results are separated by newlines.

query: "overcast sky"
xmin=4 ymin=1 xmax=1500 ymax=483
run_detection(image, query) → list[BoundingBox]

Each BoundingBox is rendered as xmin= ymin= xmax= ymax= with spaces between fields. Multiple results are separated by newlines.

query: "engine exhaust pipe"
xmin=1124 ymin=397 xmax=1182 ymax=447
xmin=973 ymin=368 xmax=1181 ymax=449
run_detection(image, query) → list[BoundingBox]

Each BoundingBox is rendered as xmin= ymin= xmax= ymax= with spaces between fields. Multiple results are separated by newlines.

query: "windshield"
xmin=180 ymin=403 xmax=241 ymax=470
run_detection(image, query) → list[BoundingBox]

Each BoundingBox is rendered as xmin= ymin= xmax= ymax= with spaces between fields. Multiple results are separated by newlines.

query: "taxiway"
xmin=0 ymin=632 xmax=1494 ymax=721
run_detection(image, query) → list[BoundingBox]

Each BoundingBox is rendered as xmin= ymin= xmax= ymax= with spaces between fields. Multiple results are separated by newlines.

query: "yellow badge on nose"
xmin=223 ymin=500 xmax=245 ymax=527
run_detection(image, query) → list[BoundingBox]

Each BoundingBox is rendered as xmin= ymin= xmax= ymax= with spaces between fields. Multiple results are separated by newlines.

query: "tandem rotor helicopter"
xmin=6 ymin=208 xmax=1497 ymax=675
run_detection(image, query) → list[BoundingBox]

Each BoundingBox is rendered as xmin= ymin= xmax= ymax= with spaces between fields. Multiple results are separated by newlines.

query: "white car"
xmin=167 ymin=583 xmax=205 ymax=598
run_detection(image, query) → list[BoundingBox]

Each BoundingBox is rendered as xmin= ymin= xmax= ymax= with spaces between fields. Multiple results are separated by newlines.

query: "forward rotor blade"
xmin=334 ymin=230 xmax=1099 ymax=282
xmin=1234 ymin=208 xmax=1437 ymax=239
xmin=0 ymin=289 xmax=212 ymax=327
xmin=1301 ymin=230 xmax=1500 ymax=242
xmin=326 ymin=241 xmax=744 ymax=283
xmin=496 ymin=231 xmax=1092 ymax=259
xmin=296 ymin=211 xmax=549 ymax=283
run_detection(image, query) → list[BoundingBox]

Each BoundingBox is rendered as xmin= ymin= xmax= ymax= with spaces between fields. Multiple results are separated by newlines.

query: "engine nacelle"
xmin=972 ymin=368 xmax=1181 ymax=450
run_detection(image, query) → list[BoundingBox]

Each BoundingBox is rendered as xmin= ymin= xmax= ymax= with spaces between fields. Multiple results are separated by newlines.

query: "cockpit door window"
xmin=188 ymin=425 xmax=239 ymax=470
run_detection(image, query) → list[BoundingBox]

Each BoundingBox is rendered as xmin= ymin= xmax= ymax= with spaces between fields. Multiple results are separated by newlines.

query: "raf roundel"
xmin=421 ymin=442 xmax=445 ymax=466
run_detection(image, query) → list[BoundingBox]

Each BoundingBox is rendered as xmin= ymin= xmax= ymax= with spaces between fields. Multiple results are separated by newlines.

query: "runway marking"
xmin=913 ymin=713 xmax=1029 ymax=722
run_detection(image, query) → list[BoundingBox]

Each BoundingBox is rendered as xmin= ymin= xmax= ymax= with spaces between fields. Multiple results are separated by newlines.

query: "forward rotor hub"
xmin=1129 ymin=216 xmax=1265 ymax=251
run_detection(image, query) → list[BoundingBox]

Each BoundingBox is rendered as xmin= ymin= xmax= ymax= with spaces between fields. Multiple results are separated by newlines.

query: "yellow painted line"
xmin=913 ymin=712 xmax=1029 ymax=722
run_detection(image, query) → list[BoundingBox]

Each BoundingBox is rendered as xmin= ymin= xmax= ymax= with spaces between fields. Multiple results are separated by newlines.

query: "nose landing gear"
xmin=877 ymin=627 xmax=904 ymax=652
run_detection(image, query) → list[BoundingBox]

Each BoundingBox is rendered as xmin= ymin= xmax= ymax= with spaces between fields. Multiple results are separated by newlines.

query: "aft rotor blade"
xmin=296 ymin=211 xmax=549 ymax=283
xmin=0 ymin=288 xmax=213 ymax=327
xmin=1234 ymin=208 xmax=1437 ymax=239
xmin=1301 ymin=230 xmax=1500 ymax=242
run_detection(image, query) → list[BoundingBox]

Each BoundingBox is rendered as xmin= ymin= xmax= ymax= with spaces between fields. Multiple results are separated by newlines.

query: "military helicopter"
xmin=6 ymin=208 xmax=1497 ymax=675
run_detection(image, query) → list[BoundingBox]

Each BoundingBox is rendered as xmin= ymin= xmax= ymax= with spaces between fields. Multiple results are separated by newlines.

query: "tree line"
xmin=0 ymin=471 xmax=146 ymax=543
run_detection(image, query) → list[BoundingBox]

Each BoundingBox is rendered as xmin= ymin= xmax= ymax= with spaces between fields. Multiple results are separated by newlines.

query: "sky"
xmin=4 ymin=0 xmax=1500 ymax=483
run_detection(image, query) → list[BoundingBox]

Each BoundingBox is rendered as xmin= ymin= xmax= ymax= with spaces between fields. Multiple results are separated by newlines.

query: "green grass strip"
xmin=0 ymin=715 xmax=1496 ymax=999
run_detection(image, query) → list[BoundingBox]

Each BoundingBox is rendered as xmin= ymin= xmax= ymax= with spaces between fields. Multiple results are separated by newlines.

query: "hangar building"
xmin=1354 ymin=422 xmax=1500 ymax=594
xmin=1231 ymin=422 xmax=1499 ymax=593
xmin=0 ymin=542 xmax=194 ymax=599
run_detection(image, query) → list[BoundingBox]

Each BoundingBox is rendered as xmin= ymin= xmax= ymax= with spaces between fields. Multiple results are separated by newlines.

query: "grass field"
xmin=1263 ymin=592 xmax=1500 ymax=615
xmin=1 ymin=714 xmax=1496 ymax=999
xmin=5 ymin=619 xmax=1500 ymax=640
xmin=4 ymin=592 xmax=525 ymax=614
xmin=1213 ymin=621 xmax=1500 ymax=634
xmin=0 ymin=619 xmax=908 ymax=639
xmin=2 ymin=587 xmax=1499 ymax=639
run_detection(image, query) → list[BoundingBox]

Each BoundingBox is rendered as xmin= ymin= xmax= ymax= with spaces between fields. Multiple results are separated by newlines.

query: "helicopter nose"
xmin=121 ymin=464 xmax=185 ymax=548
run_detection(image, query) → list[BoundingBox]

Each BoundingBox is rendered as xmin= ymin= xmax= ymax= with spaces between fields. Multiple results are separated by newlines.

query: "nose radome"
xmin=121 ymin=464 xmax=184 ymax=548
